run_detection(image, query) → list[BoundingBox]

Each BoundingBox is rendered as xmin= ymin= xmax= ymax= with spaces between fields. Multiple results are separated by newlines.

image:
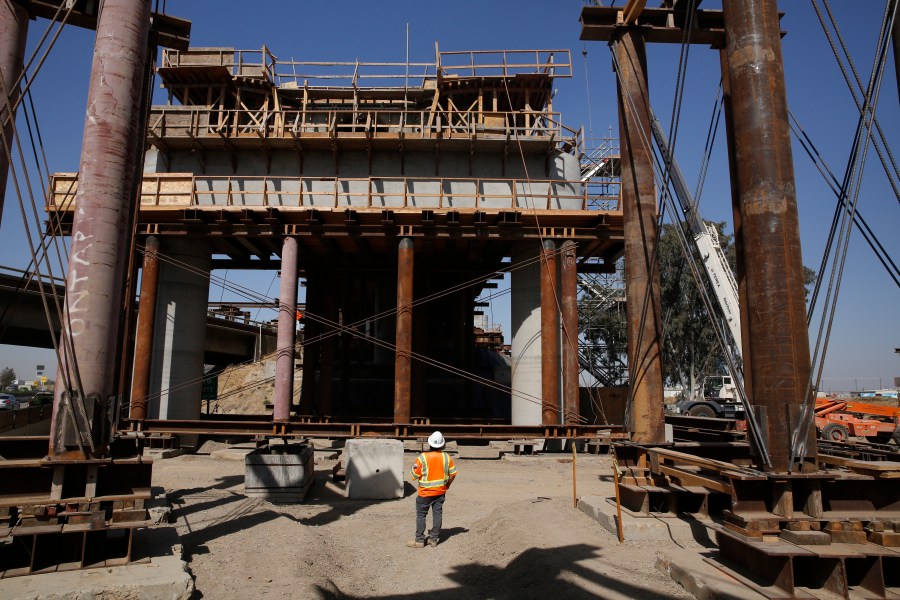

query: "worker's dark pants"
xmin=415 ymin=494 xmax=445 ymax=542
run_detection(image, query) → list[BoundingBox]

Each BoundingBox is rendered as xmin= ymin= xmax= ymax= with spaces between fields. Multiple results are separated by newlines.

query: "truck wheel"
xmin=866 ymin=433 xmax=893 ymax=445
xmin=892 ymin=427 xmax=900 ymax=446
xmin=821 ymin=423 xmax=850 ymax=443
xmin=687 ymin=404 xmax=716 ymax=418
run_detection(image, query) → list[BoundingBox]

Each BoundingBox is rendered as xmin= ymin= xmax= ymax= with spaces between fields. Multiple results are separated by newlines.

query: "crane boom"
xmin=648 ymin=113 xmax=743 ymax=358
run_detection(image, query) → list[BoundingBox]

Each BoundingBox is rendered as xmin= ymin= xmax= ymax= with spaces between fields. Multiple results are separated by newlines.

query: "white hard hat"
xmin=428 ymin=431 xmax=445 ymax=449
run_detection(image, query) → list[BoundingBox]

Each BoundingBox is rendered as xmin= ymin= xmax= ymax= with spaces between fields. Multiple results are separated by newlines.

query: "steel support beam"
xmin=560 ymin=240 xmax=579 ymax=424
xmin=273 ymin=236 xmax=298 ymax=422
xmin=129 ymin=236 xmax=159 ymax=422
xmin=893 ymin=6 xmax=900 ymax=109
xmin=540 ymin=239 xmax=560 ymax=426
xmin=393 ymin=237 xmax=413 ymax=423
xmin=51 ymin=0 xmax=153 ymax=458
xmin=0 ymin=0 xmax=28 ymax=232
xmin=723 ymin=0 xmax=816 ymax=472
xmin=319 ymin=277 xmax=335 ymax=417
xmin=615 ymin=29 xmax=665 ymax=444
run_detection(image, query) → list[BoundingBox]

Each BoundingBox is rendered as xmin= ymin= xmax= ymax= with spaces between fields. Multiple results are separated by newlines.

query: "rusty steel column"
xmin=319 ymin=277 xmax=335 ymax=417
xmin=129 ymin=236 xmax=160 ymax=422
xmin=560 ymin=240 xmax=579 ymax=424
xmin=299 ymin=272 xmax=319 ymax=416
xmin=393 ymin=237 xmax=413 ymax=423
xmin=719 ymin=49 xmax=754 ymax=403
xmin=615 ymin=29 xmax=665 ymax=444
xmin=51 ymin=0 xmax=153 ymax=458
xmin=273 ymin=237 xmax=299 ymax=422
xmin=540 ymin=239 xmax=560 ymax=426
xmin=893 ymin=10 xmax=900 ymax=108
xmin=723 ymin=0 xmax=817 ymax=472
xmin=0 ymin=0 xmax=29 ymax=232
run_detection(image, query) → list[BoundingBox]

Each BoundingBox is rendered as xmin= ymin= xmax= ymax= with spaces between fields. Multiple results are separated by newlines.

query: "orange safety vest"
xmin=410 ymin=451 xmax=457 ymax=497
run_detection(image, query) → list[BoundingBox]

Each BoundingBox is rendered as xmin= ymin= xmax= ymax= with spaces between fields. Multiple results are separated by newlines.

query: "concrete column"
xmin=393 ymin=237 xmax=413 ymax=423
xmin=0 ymin=0 xmax=28 ymax=233
xmin=148 ymin=239 xmax=210 ymax=440
xmin=723 ymin=0 xmax=816 ymax=472
xmin=274 ymin=237 xmax=298 ymax=422
xmin=615 ymin=29 xmax=665 ymax=444
xmin=540 ymin=240 xmax=560 ymax=426
xmin=510 ymin=245 xmax=542 ymax=425
xmin=560 ymin=240 xmax=579 ymax=424
xmin=130 ymin=236 xmax=160 ymax=421
xmin=51 ymin=0 xmax=153 ymax=458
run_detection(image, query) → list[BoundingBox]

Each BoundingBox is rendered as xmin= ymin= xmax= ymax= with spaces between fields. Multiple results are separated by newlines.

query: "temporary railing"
xmin=160 ymin=48 xmax=572 ymax=88
xmin=437 ymin=49 xmax=572 ymax=78
xmin=49 ymin=174 xmax=620 ymax=212
xmin=161 ymin=46 xmax=276 ymax=81
xmin=147 ymin=106 xmax=583 ymax=154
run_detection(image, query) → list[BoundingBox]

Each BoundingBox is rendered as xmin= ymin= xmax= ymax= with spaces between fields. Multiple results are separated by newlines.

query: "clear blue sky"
xmin=0 ymin=1 xmax=896 ymax=392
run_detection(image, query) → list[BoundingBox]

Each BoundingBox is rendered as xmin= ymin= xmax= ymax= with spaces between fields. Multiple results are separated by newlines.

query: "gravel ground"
xmin=152 ymin=447 xmax=697 ymax=599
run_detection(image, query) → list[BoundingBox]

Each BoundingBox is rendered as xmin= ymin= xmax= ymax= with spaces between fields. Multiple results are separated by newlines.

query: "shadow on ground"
xmin=312 ymin=544 xmax=684 ymax=600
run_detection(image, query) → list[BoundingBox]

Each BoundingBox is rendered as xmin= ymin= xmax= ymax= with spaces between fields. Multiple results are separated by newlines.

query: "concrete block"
xmin=344 ymin=438 xmax=404 ymax=500
xmin=245 ymin=443 xmax=315 ymax=503
xmin=577 ymin=496 xmax=704 ymax=542
xmin=780 ymin=529 xmax=831 ymax=545
xmin=144 ymin=447 xmax=183 ymax=459
xmin=656 ymin=550 xmax=768 ymax=600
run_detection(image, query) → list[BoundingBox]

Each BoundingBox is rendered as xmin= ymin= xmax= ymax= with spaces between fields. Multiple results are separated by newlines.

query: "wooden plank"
xmin=656 ymin=464 xmax=731 ymax=494
xmin=623 ymin=0 xmax=648 ymax=24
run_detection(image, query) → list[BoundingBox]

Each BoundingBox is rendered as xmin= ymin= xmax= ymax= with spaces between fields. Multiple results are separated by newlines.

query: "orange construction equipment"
xmin=814 ymin=397 xmax=900 ymax=443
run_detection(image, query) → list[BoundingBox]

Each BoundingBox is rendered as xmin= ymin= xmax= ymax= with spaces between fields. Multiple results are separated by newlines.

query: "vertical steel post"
xmin=723 ymin=0 xmax=817 ymax=472
xmin=540 ymin=239 xmax=560 ymax=426
xmin=273 ymin=237 xmax=298 ymax=422
xmin=51 ymin=0 xmax=153 ymax=457
xmin=0 ymin=0 xmax=28 ymax=232
xmin=893 ymin=8 xmax=900 ymax=108
xmin=615 ymin=29 xmax=665 ymax=443
xmin=719 ymin=49 xmax=754 ymax=404
xmin=394 ymin=237 xmax=414 ymax=423
xmin=129 ymin=236 xmax=159 ymax=422
xmin=299 ymin=272 xmax=318 ymax=416
xmin=560 ymin=240 xmax=579 ymax=424
xmin=319 ymin=277 xmax=335 ymax=418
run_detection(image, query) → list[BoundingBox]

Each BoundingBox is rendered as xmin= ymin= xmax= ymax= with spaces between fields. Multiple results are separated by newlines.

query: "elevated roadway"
xmin=0 ymin=272 xmax=277 ymax=367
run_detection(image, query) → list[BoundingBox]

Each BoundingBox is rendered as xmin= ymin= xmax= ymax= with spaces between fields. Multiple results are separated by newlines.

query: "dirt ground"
xmin=152 ymin=445 xmax=697 ymax=599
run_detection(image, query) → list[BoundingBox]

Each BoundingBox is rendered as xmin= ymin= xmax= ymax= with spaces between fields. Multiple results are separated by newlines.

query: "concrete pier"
xmin=510 ymin=244 xmax=543 ymax=426
xmin=148 ymin=238 xmax=210 ymax=446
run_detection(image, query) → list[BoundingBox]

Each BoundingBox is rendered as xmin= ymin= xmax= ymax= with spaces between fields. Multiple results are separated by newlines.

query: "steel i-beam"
xmin=51 ymin=0 xmax=153 ymax=458
xmin=723 ymin=0 xmax=817 ymax=472
xmin=615 ymin=28 xmax=665 ymax=444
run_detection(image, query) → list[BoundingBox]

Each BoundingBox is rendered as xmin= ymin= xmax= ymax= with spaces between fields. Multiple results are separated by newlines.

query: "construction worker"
xmin=407 ymin=430 xmax=457 ymax=548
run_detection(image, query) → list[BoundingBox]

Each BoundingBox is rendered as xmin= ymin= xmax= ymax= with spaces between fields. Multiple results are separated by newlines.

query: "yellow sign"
xmin=39 ymin=376 xmax=47 ymax=383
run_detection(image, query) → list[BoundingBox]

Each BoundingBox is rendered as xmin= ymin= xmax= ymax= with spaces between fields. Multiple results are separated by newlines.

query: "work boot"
xmin=406 ymin=540 xmax=425 ymax=548
xmin=427 ymin=538 xmax=439 ymax=547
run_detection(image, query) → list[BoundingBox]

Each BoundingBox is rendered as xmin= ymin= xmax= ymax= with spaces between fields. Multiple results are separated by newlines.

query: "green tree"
xmin=658 ymin=222 xmax=734 ymax=400
xmin=0 ymin=367 xmax=16 ymax=390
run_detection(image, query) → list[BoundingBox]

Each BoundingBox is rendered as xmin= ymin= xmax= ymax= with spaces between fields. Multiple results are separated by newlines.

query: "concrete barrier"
xmin=245 ymin=443 xmax=315 ymax=502
xmin=344 ymin=438 xmax=404 ymax=500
